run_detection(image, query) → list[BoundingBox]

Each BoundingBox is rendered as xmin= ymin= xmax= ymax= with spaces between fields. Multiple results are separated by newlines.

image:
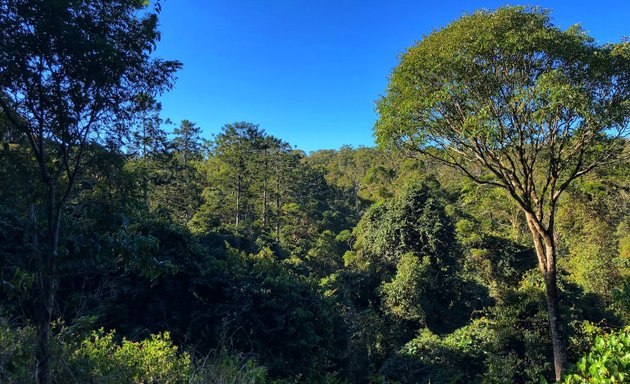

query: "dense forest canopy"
xmin=1 ymin=2 xmax=629 ymax=384
xmin=375 ymin=6 xmax=629 ymax=380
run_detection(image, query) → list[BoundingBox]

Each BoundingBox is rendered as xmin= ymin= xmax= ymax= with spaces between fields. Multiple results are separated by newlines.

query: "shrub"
xmin=189 ymin=349 xmax=268 ymax=384
xmin=69 ymin=329 xmax=191 ymax=384
xmin=562 ymin=327 xmax=630 ymax=383
xmin=0 ymin=318 xmax=35 ymax=383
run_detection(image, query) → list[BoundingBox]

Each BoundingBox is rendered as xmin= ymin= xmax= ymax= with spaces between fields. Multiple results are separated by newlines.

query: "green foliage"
xmin=379 ymin=323 xmax=490 ymax=384
xmin=457 ymin=222 xmax=537 ymax=291
xmin=563 ymin=327 xmax=630 ymax=383
xmin=71 ymin=329 xmax=191 ymax=383
xmin=557 ymin=186 xmax=628 ymax=304
xmin=217 ymin=250 xmax=345 ymax=379
xmin=2 ymin=121 xmax=626 ymax=383
xmin=376 ymin=6 xmax=628 ymax=159
xmin=382 ymin=253 xmax=431 ymax=322
xmin=377 ymin=274 xmax=620 ymax=384
xmin=1 ymin=1 xmax=182 ymax=381
xmin=0 ymin=319 xmax=273 ymax=384
xmin=375 ymin=6 xmax=629 ymax=380
xmin=378 ymin=281 xmax=553 ymax=384
xmin=0 ymin=4 xmax=628 ymax=384
xmin=352 ymin=178 xmax=455 ymax=268
xmin=0 ymin=317 xmax=35 ymax=383
xmin=480 ymin=282 xmax=553 ymax=383
xmin=189 ymin=349 xmax=269 ymax=384
xmin=351 ymin=179 xmax=487 ymax=333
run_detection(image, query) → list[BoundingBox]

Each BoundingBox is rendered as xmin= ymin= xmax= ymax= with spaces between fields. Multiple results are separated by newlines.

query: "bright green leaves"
xmin=563 ymin=327 xmax=630 ymax=383
xmin=377 ymin=7 xmax=561 ymax=149
xmin=531 ymin=69 xmax=590 ymax=129
xmin=347 ymin=179 xmax=486 ymax=335
xmin=375 ymin=6 xmax=628 ymax=202
xmin=0 ymin=320 xmax=271 ymax=384
xmin=382 ymin=253 xmax=431 ymax=322
xmin=352 ymin=178 xmax=457 ymax=267
xmin=73 ymin=329 xmax=191 ymax=384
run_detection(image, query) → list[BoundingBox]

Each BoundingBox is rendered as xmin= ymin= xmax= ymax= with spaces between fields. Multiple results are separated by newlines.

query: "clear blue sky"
xmin=154 ymin=0 xmax=629 ymax=152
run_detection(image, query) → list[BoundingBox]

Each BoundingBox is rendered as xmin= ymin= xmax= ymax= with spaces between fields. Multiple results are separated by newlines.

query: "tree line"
xmin=1 ymin=2 xmax=629 ymax=383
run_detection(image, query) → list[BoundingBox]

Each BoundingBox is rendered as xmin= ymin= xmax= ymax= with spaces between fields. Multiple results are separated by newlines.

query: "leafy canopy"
xmin=0 ymin=0 xmax=181 ymax=188
xmin=563 ymin=327 xmax=630 ymax=383
xmin=376 ymin=6 xmax=629 ymax=217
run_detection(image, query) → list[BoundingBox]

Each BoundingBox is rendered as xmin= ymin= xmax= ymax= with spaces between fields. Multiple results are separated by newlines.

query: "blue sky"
xmin=154 ymin=0 xmax=629 ymax=152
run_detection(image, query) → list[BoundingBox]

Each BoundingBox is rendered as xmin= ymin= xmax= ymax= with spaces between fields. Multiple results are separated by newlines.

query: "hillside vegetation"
xmin=1 ymin=3 xmax=628 ymax=383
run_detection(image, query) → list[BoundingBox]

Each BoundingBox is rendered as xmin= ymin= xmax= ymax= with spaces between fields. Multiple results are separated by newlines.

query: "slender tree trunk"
xmin=236 ymin=175 xmax=241 ymax=228
xmin=525 ymin=213 xmax=567 ymax=381
xmin=544 ymin=270 xmax=567 ymax=381
xmin=36 ymin=184 xmax=62 ymax=384
xmin=262 ymin=148 xmax=268 ymax=228
xmin=542 ymin=238 xmax=567 ymax=381
xmin=35 ymin=283 xmax=52 ymax=384
xmin=353 ymin=180 xmax=360 ymax=215
xmin=142 ymin=120 xmax=147 ymax=157
xmin=262 ymin=187 xmax=267 ymax=228
xmin=275 ymin=170 xmax=281 ymax=242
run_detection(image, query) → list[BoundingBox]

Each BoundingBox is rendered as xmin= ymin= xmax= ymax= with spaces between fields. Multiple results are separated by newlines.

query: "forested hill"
xmin=2 ymin=117 xmax=629 ymax=382
xmin=1 ymin=3 xmax=629 ymax=384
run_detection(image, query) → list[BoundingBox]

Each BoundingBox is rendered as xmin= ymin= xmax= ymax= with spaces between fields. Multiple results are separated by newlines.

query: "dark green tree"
xmin=210 ymin=122 xmax=266 ymax=230
xmin=173 ymin=119 xmax=203 ymax=167
xmin=154 ymin=119 xmax=204 ymax=225
xmin=0 ymin=1 xmax=180 ymax=382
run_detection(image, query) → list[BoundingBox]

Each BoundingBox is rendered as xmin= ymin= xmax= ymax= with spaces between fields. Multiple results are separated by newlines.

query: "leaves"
xmin=563 ymin=327 xmax=630 ymax=383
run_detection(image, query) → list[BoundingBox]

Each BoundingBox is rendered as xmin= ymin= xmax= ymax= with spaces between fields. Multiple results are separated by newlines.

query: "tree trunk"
xmin=236 ymin=176 xmax=241 ymax=228
xmin=353 ymin=180 xmax=360 ymax=215
xmin=262 ymin=148 xmax=268 ymax=228
xmin=262 ymin=187 xmax=267 ymax=228
xmin=36 ymin=185 xmax=61 ymax=384
xmin=275 ymin=171 xmax=281 ymax=243
xmin=542 ymin=237 xmax=567 ymax=381
xmin=526 ymin=214 xmax=567 ymax=381
xmin=543 ymin=265 xmax=567 ymax=381
xmin=35 ymin=301 xmax=51 ymax=384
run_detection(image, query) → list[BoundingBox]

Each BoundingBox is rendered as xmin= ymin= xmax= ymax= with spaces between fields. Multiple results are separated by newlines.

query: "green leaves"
xmin=72 ymin=329 xmax=191 ymax=383
xmin=375 ymin=9 xmax=629 ymax=379
xmin=563 ymin=327 xmax=630 ymax=383
xmin=375 ymin=5 xmax=628 ymax=204
xmin=382 ymin=253 xmax=431 ymax=322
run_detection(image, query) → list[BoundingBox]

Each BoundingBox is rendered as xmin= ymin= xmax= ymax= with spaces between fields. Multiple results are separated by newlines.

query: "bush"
xmin=0 ymin=318 xmax=35 ymax=383
xmin=379 ymin=320 xmax=492 ymax=384
xmin=562 ymin=327 xmax=630 ymax=383
xmin=189 ymin=349 xmax=268 ymax=384
xmin=0 ymin=318 xmax=315 ymax=384
xmin=70 ymin=329 xmax=191 ymax=384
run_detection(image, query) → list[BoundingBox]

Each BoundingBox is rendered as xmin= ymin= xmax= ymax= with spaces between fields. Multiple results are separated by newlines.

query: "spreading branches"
xmin=376 ymin=7 xmax=629 ymax=238
xmin=0 ymin=2 xmax=181 ymax=383
xmin=0 ymin=0 xmax=182 ymax=203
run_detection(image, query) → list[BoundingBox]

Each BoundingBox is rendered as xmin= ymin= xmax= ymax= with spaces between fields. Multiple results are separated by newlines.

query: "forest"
xmin=0 ymin=1 xmax=629 ymax=384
